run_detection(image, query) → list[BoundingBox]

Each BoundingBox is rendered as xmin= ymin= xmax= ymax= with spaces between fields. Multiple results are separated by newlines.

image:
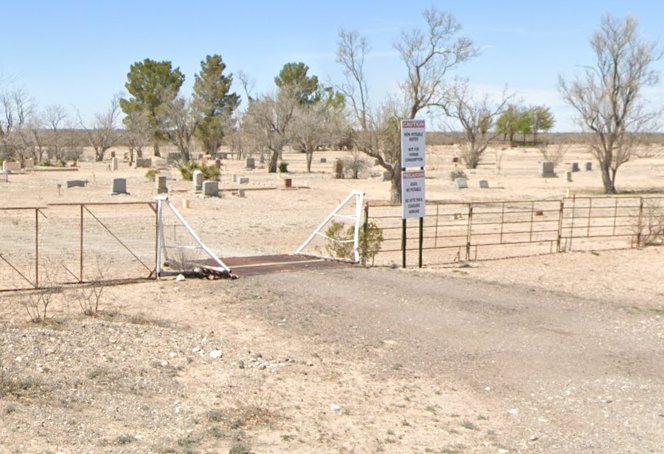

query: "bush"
xmin=177 ymin=162 xmax=220 ymax=182
xmin=144 ymin=169 xmax=158 ymax=182
xmin=278 ymin=161 xmax=289 ymax=173
xmin=325 ymin=220 xmax=384 ymax=266
xmin=450 ymin=169 xmax=467 ymax=181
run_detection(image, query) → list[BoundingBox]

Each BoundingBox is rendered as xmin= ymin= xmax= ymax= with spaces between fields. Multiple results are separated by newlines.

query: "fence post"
xmin=80 ymin=204 xmax=84 ymax=282
xmin=362 ymin=202 xmax=369 ymax=266
xmin=35 ymin=209 xmax=39 ymax=288
xmin=635 ymin=197 xmax=644 ymax=248
xmin=556 ymin=200 xmax=564 ymax=252
xmin=465 ymin=203 xmax=473 ymax=261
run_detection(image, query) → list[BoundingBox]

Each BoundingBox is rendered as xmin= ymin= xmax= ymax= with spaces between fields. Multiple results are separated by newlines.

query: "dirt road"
xmin=242 ymin=267 xmax=664 ymax=452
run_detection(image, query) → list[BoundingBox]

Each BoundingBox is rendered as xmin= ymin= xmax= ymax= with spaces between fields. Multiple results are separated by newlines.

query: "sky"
xmin=2 ymin=0 xmax=664 ymax=132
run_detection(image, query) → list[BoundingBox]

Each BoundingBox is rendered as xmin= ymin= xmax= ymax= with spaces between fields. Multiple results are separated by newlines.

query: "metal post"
xmin=418 ymin=216 xmax=423 ymax=268
xmin=155 ymin=200 xmax=161 ymax=278
xmin=35 ymin=209 xmax=39 ymax=288
xmin=402 ymin=218 xmax=407 ymax=268
xmin=556 ymin=200 xmax=564 ymax=252
xmin=635 ymin=197 xmax=644 ymax=248
xmin=465 ymin=204 xmax=473 ymax=261
xmin=79 ymin=204 xmax=84 ymax=282
xmin=362 ymin=202 xmax=369 ymax=266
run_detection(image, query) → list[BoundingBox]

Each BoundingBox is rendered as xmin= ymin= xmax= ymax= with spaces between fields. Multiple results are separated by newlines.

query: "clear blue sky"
xmin=2 ymin=0 xmax=663 ymax=131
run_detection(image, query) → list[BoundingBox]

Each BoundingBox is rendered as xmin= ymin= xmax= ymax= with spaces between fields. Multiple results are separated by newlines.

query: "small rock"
xmin=192 ymin=347 xmax=201 ymax=354
xmin=330 ymin=404 xmax=341 ymax=412
xmin=209 ymin=350 xmax=222 ymax=359
xmin=508 ymin=408 xmax=519 ymax=416
xmin=176 ymin=274 xmax=185 ymax=282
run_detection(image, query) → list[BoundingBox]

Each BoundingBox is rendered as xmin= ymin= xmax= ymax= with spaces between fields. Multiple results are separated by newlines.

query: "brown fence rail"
xmin=367 ymin=196 xmax=664 ymax=266
xmin=0 ymin=202 xmax=157 ymax=292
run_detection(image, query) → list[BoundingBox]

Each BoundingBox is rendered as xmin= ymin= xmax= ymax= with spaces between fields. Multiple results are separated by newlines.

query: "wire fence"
xmin=0 ymin=202 xmax=157 ymax=292
xmin=367 ymin=196 xmax=664 ymax=266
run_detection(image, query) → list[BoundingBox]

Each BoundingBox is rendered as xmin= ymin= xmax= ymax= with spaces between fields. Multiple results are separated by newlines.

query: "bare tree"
xmin=559 ymin=15 xmax=662 ymax=194
xmin=443 ymin=81 xmax=512 ymax=169
xmin=160 ymin=97 xmax=201 ymax=163
xmin=43 ymin=104 xmax=68 ymax=163
xmin=123 ymin=109 xmax=151 ymax=166
xmin=242 ymin=89 xmax=298 ymax=173
xmin=337 ymin=8 xmax=477 ymax=202
xmin=0 ymin=88 xmax=33 ymax=161
xmin=290 ymin=101 xmax=345 ymax=172
xmin=81 ymin=96 xmax=122 ymax=162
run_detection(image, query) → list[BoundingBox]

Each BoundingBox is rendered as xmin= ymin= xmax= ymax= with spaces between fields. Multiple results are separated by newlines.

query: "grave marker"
xmin=479 ymin=180 xmax=489 ymax=189
xmin=454 ymin=178 xmax=468 ymax=189
xmin=541 ymin=161 xmax=556 ymax=178
xmin=111 ymin=178 xmax=128 ymax=194
xmin=192 ymin=170 xmax=204 ymax=191
xmin=202 ymin=180 xmax=219 ymax=197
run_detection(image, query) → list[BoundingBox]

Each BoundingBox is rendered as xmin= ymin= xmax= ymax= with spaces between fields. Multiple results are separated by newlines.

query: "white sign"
xmin=401 ymin=170 xmax=426 ymax=219
xmin=401 ymin=119 xmax=426 ymax=168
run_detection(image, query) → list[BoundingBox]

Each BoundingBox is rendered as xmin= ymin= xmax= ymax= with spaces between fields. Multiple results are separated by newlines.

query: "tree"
xmin=123 ymin=109 xmax=151 ymax=166
xmin=337 ymin=8 xmax=477 ymax=202
xmin=43 ymin=104 xmax=68 ymax=163
xmin=160 ymin=97 xmax=200 ymax=163
xmin=495 ymin=104 xmax=522 ymax=143
xmin=120 ymin=59 xmax=184 ymax=157
xmin=0 ymin=88 xmax=32 ymax=161
xmin=81 ymin=96 xmax=121 ymax=162
xmin=443 ymin=81 xmax=511 ymax=169
xmin=290 ymin=96 xmax=346 ymax=172
xmin=192 ymin=54 xmax=240 ymax=155
xmin=530 ymin=105 xmax=555 ymax=142
xmin=559 ymin=15 xmax=661 ymax=194
xmin=274 ymin=62 xmax=320 ymax=105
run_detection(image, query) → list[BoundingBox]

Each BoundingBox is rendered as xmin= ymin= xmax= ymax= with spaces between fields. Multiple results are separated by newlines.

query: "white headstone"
xmin=454 ymin=178 xmax=468 ymax=189
xmin=192 ymin=170 xmax=204 ymax=191
xmin=111 ymin=178 xmax=128 ymax=194
xmin=202 ymin=180 xmax=219 ymax=197
xmin=110 ymin=157 xmax=119 ymax=171
xmin=24 ymin=158 xmax=34 ymax=170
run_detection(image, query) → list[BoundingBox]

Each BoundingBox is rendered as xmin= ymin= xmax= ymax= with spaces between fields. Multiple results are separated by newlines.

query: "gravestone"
xmin=111 ymin=178 xmax=128 ymax=194
xmin=110 ymin=157 xmax=119 ymax=171
xmin=566 ymin=171 xmax=573 ymax=183
xmin=320 ymin=157 xmax=327 ymax=163
xmin=238 ymin=189 xmax=246 ymax=198
xmin=454 ymin=178 xmax=468 ymax=189
xmin=66 ymin=179 xmax=87 ymax=188
xmin=479 ymin=180 xmax=489 ymax=189
xmin=156 ymin=176 xmax=168 ymax=194
xmin=3 ymin=161 xmax=21 ymax=173
xmin=571 ymin=162 xmax=580 ymax=172
xmin=202 ymin=180 xmax=219 ymax=197
xmin=232 ymin=174 xmax=238 ymax=183
xmin=452 ymin=157 xmax=460 ymax=163
xmin=135 ymin=158 xmax=152 ymax=168
xmin=541 ymin=161 xmax=556 ymax=178
xmin=239 ymin=177 xmax=250 ymax=184
xmin=585 ymin=161 xmax=593 ymax=171
xmin=335 ymin=159 xmax=345 ymax=179
xmin=24 ymin=158 xmax=34 ymax=170
xmin=2 ymin=171 xmax=7 ymax=182
xmin=245 ymin=157 xmax=255 ymax=169
xmin=192 ymin=170 xmax=204 ymax=191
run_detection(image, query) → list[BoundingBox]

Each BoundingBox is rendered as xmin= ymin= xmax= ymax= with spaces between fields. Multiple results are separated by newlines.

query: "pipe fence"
xmin=367 ymin=196 xmax=664 ymax=266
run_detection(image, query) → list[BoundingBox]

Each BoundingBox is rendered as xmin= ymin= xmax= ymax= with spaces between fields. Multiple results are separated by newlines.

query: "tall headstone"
xmin=202 ymin=180 xmax=219 ymax=197
xmin=541 ymin=161 xmax=556 ymax=178
xmin=111 ymin=178 xmax=128 ymax=194
xmin=245 ymin=157 xmax=255 ymax=169
xmin=585 ymin=161 xmax=593 ymax=171
xmin=566 ymin=171 xmax=573 ymax=183
xmin=192 ymin=170 xmax=204 ymax=191
xmin=156 ymin=176 xmax=168 ymax=194
xmin=110 ymin=157 xmax=119 ymax=171
xmin=571 ymin=162 xmax=580 ymax=172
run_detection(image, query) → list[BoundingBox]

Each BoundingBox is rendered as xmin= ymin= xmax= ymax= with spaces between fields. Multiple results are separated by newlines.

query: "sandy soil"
xmin=1 ymin=144 xmax=663 ymax=453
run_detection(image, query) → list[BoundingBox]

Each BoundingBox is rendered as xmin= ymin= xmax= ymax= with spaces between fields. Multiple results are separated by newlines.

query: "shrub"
xmin=325 ymin=220 xmax=384 ymax=266
xmin=449 ymin=169 xmax=467 ymax=181
xmin=635 ymin=200 xmax=664 ymax=246
xmin=145 ymin=169 xmax=158 ymax=182
xmin=278 ymin=161 xmax=289 ymax=173
xmin=178 ymin=162 xmax=220 ymax=182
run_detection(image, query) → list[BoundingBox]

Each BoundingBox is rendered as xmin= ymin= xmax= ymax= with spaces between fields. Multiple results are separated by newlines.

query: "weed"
xmin=325 ymin=220 xmax=384 ymax=266
xmin=229 ymin=443 xmax=252 ymax=454
xmin=207 ymin=409 xmax=225 ymax=422
xmin=461 ymin=420 xmax=479 ymax=430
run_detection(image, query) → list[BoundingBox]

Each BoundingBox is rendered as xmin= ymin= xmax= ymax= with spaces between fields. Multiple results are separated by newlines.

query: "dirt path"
xmin=239 ymin=267 xmax=664 ymax=453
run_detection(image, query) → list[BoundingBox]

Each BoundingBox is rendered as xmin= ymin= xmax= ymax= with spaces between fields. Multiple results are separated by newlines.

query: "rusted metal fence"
xmin=0 ymin=202 xmax=157 ymax=292
xmin=367 ymin=196 xmax=664 ymax=266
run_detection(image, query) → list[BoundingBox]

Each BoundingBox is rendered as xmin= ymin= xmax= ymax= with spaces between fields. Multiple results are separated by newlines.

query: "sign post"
xmin=400 ymin=120 xmax=426 ymax=268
